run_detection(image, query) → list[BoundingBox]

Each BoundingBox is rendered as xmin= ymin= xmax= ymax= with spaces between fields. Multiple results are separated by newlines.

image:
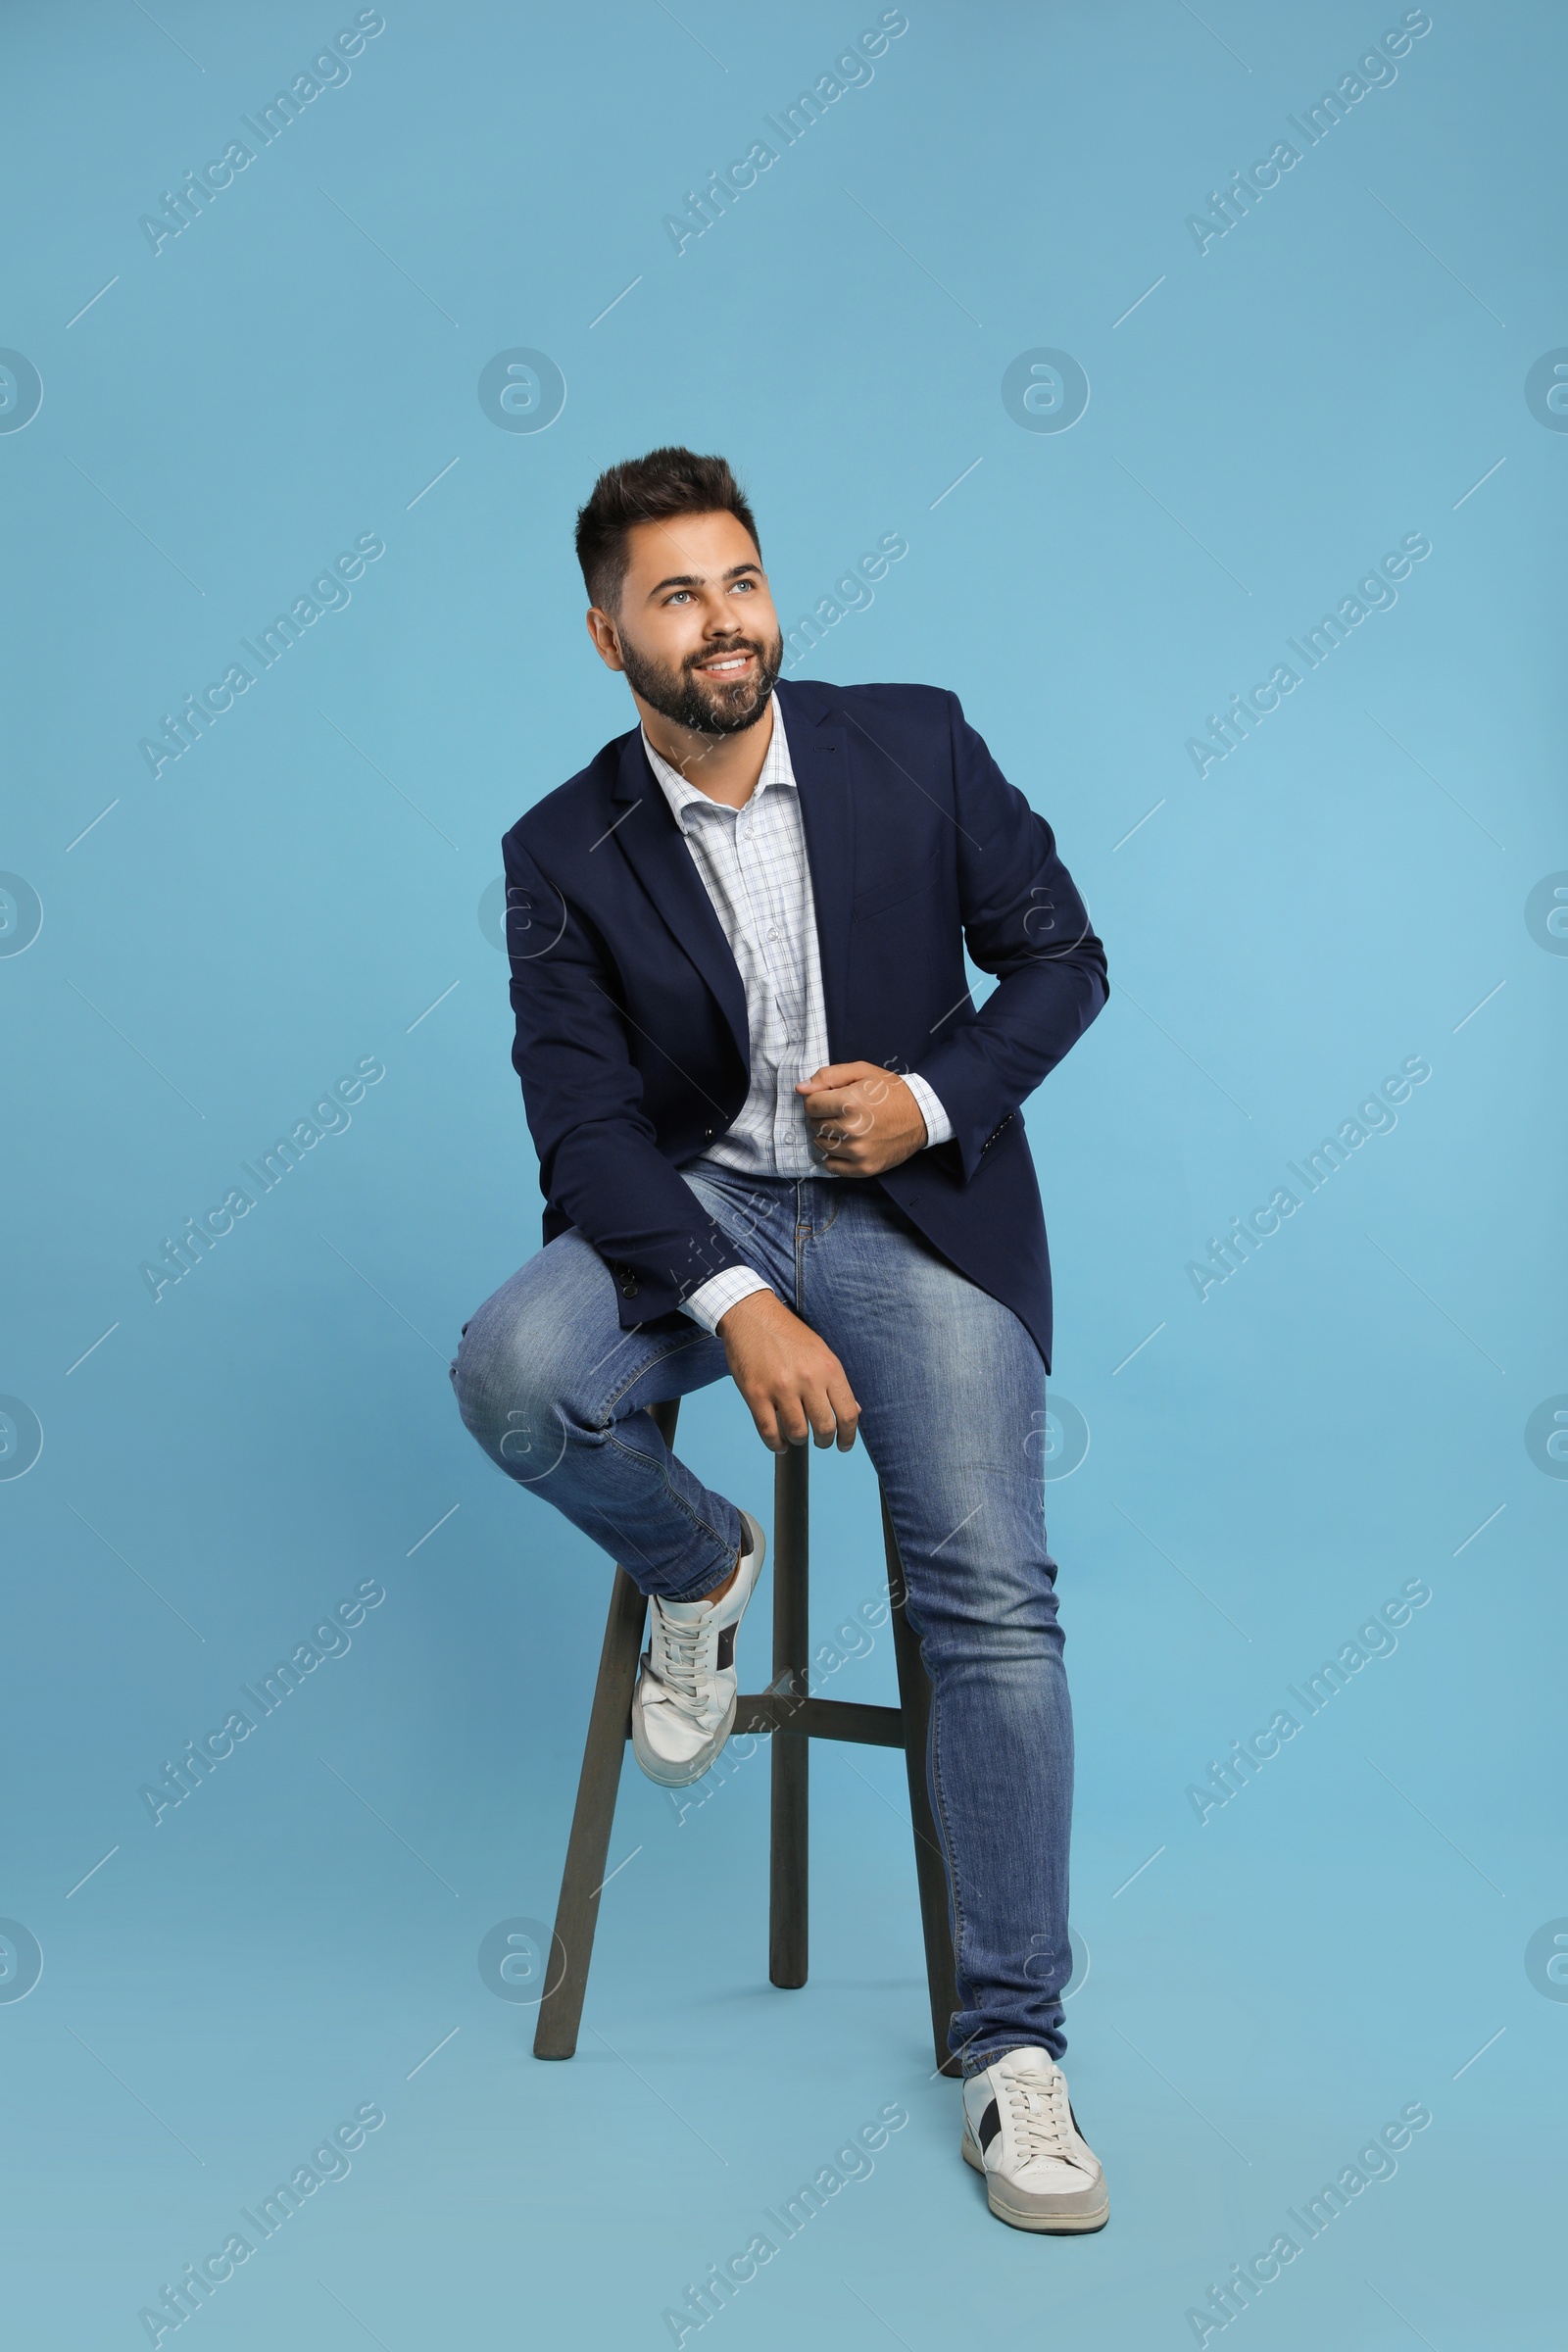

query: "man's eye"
xmin=732 ymin=579 xmax=754 ymax=592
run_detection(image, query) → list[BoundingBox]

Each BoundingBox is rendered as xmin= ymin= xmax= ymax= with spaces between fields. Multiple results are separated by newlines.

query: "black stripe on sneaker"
xmin=716 ymin=1624 xmax=737 ymax=1670
xmin=978 ymin=2098 xmax=1002 ymax=2152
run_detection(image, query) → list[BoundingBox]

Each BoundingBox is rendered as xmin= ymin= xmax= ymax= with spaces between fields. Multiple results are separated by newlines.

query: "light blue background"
xmin=2 ymin=3 xmax=1564 ymax=2345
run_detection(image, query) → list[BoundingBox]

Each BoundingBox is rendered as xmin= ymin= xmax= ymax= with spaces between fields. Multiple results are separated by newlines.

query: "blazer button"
xmin=704 ymin=1127 xmax=715 ymax=1140
xmin=620 ymin=1274 xmax=639 ymax=1298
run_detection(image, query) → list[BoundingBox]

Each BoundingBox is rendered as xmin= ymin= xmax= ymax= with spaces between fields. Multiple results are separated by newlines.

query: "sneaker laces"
xmin=1000 ymin=2059 xmax=1075 ymax=2170
xmin=647 ymin=1605 xmax=718 ymax=1722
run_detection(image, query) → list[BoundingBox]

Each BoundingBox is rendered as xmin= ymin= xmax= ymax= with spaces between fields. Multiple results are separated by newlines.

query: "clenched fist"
xmin=795 ymin=1061 xmax=928 ymax=1178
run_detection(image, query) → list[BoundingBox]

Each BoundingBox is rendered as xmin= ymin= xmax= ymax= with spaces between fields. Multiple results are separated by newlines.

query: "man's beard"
xmin=618 ymin=627 xmax=783 ymax=737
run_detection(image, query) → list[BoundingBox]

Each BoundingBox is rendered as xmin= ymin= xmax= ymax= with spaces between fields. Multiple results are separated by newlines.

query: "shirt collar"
xmin=643 ymin=693 xmax=795 ymax=827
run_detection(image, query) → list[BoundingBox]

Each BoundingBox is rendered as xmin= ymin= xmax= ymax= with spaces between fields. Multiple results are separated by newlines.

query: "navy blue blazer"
xmin=500 ymin=677 xmax=1107 ymax=1371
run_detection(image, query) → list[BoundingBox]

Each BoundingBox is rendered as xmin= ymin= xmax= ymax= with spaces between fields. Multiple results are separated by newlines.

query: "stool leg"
xmin=769 ymin=1440 xmax=809 ymax=1989
xmin=532 ymin=1399 xmax=677 ymax=2059
xmin=882 ymin=1493 xmax=963 ymax=2079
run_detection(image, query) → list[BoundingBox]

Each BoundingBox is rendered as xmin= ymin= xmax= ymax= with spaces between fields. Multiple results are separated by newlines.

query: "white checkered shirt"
xmin=641 ymin=696 xmax=951 ymax=1332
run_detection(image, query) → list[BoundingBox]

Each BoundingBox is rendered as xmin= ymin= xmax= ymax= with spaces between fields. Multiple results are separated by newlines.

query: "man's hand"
xmin=716 ymin=1290 xmax=860 ymax=1453
xmin=795 ymin=1061 xmax=928 ymax=1178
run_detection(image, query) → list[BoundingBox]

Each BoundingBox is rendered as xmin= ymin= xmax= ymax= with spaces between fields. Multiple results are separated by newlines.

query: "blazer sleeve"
xmin=910 ymin=694 xmax=1108 ymax=1179
xmin=502 ymin=826 xmax=754 ymax=1321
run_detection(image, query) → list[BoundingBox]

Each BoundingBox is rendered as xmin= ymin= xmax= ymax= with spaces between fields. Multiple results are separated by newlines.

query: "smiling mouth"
xmin=692 ymin=651 xmax=754 ymax=676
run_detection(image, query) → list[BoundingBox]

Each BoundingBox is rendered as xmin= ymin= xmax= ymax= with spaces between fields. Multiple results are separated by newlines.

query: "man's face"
xmin=587 ymin=509 xmax=783 ymax=737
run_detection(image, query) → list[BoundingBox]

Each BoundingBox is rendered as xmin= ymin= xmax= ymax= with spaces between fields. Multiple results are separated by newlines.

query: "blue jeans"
xmin=451 ymin=1161 xmax=1075 ymax=2070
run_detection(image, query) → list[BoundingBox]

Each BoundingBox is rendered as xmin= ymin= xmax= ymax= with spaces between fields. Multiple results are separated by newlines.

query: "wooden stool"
xmin=532 ymin=1397 xmax=962 ymax=2075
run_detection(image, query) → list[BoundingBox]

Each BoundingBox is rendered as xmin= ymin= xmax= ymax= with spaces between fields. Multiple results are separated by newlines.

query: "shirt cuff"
xmin=902 ymin=1072 xmax=953 ymax=1150
xmin=680 ymin=1265 xmax=774 ymax=1333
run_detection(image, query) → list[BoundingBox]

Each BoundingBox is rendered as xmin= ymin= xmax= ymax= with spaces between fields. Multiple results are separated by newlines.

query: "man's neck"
xmin=638 ymin=693 xmax=775 ymax=810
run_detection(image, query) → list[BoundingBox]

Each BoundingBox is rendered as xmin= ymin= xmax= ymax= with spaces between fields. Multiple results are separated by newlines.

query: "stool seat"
xmin=531 ymin=1398 xmax=961 ymax=2075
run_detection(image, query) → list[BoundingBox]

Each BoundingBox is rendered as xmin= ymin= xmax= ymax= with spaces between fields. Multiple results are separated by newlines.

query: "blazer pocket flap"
xmin=852 ymin=871 xmax=940 ymax=921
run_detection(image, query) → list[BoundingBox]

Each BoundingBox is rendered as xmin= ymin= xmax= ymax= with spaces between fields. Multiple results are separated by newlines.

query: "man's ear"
xmin=585 ymin=606 xmax=624 ymax=671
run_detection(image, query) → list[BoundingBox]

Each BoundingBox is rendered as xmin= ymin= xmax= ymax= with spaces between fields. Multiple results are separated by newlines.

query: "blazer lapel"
xmin=607 ymin=728 xmax=751 ymax=1066
xmin=778 ymin=682 xmax=856 ymax=1056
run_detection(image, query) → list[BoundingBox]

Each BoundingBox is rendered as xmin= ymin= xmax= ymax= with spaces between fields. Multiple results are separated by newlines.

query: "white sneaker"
xmin=630 ymin=1512 xmax=764 ymax=1788
xmin=961 ymin=2047 xmax=1109 ymax=2232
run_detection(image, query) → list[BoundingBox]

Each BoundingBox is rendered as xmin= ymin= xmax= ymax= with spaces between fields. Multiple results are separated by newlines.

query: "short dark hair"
xmin=574 ymin=446 xmax=760 ymax=612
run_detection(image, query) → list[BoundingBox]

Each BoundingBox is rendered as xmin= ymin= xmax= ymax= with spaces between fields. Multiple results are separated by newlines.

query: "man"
xmin=452 ymin=447 xmax=1110 ymax=2232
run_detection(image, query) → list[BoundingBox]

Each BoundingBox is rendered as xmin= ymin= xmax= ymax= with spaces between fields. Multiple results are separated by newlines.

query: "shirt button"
xmin=768 ymin=926 xmax=782 ymax=940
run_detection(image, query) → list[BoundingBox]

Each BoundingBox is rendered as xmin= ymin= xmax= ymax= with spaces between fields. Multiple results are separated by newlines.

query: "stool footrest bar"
xmin=735 ymin=1694 xmax=905 ymax=1747
xmin=618 ymin=1694 xmax=904 ymax=1746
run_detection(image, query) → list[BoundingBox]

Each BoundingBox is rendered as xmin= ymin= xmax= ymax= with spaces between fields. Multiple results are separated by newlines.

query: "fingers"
xmin=808 ymin=1119 xmax=869 ymax=1156
xmin=812 ymin=1121 xmax=879 ymax=1171
xmin=826 ymin=1372 xmax=860 ymax=1451
xmin=748 ymin=1397 xmax=787 ymax=1453
xmin=805 ymin=1099 xmax=874 ymax=1159
xmin=743 ymin=1382 xmax=810 ymax=1451
xmin=776 ymin=1383 xmax=837 ymax=1447
xmin=797 ymin=1061 xmax=877 ymax=1095
xmin=806 ymin=1385 xmax=843 ymax=1447
xmin=775 ymin=1391 xmax=813 ymax=1447
xmin=742 ymin=1374 xmax=859 ymax=1452
xmin=801 ymin=1080 xmax=887 ymax=1119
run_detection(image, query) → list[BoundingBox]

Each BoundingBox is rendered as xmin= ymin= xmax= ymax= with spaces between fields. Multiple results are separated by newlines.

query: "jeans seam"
xmin=593 ymin=1329 xmax=712 ymax=1425
xmin=926 ymin=1669 xmax=975 ymax=2041
xmin=602 ymin=1427 xmax=736 ymax=1591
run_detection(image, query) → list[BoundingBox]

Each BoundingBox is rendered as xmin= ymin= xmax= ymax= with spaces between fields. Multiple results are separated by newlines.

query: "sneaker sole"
xmin=961 ymin=2127 xmax=1110 ymax=2233
xmin=629 ymin=1513 xmax=763 ymax=1788
xmin=631 ymin=1690 xmax=739 ymax=1788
